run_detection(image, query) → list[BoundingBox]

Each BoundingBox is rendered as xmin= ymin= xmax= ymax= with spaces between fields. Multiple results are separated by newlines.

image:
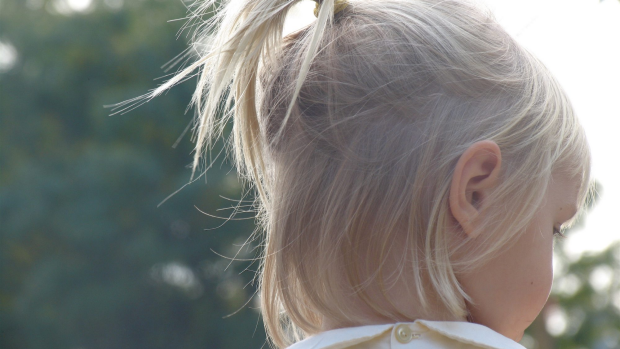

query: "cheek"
xmin=524 ymin=245 xmax=554 ymax=311
xmin=514 ymin=226 xmax=555 ymax=325
xmin=461 ymin=225 xmax=556 ymax=340
xmin=513 ymin=254 xmax=552 ymax=306
xmin=529 ymin=225 xmax=555 ymax=290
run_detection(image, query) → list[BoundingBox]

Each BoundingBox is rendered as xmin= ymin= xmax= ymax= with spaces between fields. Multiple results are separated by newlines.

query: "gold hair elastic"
xmin=313 ymin=0 xmax=349 ymax=18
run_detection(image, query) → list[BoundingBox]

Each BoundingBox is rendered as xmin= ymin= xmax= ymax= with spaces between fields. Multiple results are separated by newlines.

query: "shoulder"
xmin=287 ymin=321 xmax=527 ymax=349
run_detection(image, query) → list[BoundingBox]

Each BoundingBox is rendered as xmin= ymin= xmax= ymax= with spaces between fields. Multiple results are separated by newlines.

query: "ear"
xmin=449 ymin=140 xmax=502 ymax=238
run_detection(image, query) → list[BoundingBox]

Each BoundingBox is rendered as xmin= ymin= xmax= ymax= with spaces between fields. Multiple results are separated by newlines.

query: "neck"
xmin=319 ymin=267 xmax=467 ymax=332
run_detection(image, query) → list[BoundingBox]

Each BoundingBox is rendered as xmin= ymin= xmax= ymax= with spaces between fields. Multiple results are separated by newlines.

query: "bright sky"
xmin=286 ymin=0 xmax=620 ymax=259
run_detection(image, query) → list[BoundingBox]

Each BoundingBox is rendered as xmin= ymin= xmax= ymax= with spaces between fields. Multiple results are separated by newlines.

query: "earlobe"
xmin=449 ymin=140 xmax=502 ymax=238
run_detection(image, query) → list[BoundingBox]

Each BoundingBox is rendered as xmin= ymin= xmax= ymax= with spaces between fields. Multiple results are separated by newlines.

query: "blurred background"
xmin=0 ymin=0 xmax=619 ymax=348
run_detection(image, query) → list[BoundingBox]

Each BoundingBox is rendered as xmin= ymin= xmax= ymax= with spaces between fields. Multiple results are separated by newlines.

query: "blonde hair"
xmin=130 ymin=0 xmax=592 ymax=347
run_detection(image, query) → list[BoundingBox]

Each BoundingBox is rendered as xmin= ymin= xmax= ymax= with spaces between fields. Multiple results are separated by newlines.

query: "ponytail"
xmin=113 ymin=0 xmax=343 ymax=346
xmin=123 ymin=0 xmax=340 ymax=197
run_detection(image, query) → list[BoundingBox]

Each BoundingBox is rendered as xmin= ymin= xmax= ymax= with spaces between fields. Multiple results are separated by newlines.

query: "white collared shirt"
xmin=287 ymin=320 xmax=526 ymax=349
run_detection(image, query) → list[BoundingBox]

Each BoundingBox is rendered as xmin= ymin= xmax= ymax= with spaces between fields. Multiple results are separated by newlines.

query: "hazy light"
xmin=589 ymin=265 xmax=614 ymax=292
xmin=284 ymin=1 xmax=315 ymax=36
xmin=518 ymin=334 xmax=536 ymax=349
xmin=160 ymin=262 xmax=198 ymax=289
xmin=545 ymin=305 xmax=568 ymax=336
xmin=0 ymin=40 xmax=18 ymax=73
xmin=150 ymin=262 xmax=203 ymax=298
xmin=553 ymin=273 xmax=582 ymax=297
xmin=66 ymin=0 xmax=91 ymax=12
xmin=52 ymin=0 xmax=92 ymax=15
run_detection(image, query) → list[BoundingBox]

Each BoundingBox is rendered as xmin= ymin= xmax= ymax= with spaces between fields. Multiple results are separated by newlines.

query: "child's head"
xmin=165 ymin=0 xmax=591 ymax=346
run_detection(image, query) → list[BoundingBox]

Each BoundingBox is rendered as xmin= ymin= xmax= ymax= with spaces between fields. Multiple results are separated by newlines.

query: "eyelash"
xmin=553 ymin=227 xmax=566 ymax=238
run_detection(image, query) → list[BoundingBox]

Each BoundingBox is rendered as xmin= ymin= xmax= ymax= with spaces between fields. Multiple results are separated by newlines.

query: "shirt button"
xmin=394 ymin=324 xmax=420 ymax=344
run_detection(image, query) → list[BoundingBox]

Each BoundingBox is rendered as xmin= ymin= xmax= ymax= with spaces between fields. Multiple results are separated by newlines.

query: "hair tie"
xmin=313 ymin=0 xmax=349 ymax=18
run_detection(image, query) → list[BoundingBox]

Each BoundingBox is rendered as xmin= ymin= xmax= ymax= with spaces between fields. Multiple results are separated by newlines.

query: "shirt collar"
xmin=287 ymin=320 xmax=526 ymax=349
xmin=416 ymin=320 xmax=526 ymax=349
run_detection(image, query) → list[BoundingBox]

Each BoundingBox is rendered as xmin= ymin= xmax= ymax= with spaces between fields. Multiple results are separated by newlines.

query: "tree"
xmin=0 ymin=1 xmax=265 ymax=348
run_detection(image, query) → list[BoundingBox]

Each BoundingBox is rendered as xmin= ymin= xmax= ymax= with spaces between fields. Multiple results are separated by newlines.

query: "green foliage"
xmin=0 ymin=1 xmax=265 ymax=348
xmin=523 ymin=242 xmax=620 ymax=349
xmin=551 ymin=244 xmax=620 ymax=349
